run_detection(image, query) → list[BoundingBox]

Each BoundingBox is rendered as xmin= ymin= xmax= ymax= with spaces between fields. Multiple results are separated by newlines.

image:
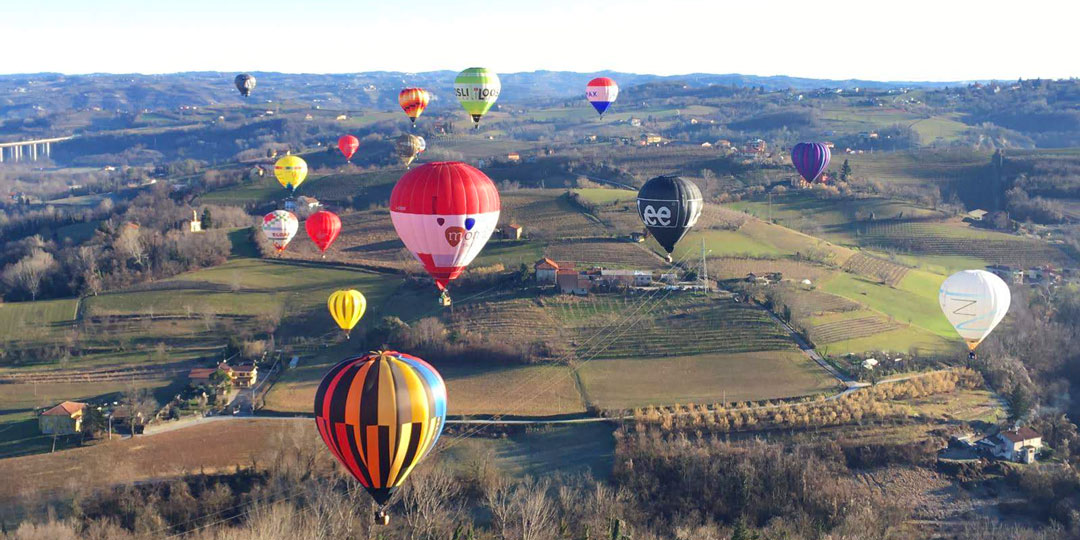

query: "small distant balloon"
xmin=338 ymin=135 xmax=359 ymax=161
xmin=395 ymin=134 xmax=426 ymax=168
xmin=327 ymin=289 xmax=366 ymax=338
xmin=274 ymin=155 xmax=308 ymax=192
xmin=455 ymin=68 xmax=500 ymax=128
xmin=586 ymin=77 xmax=619 ymax=117
xmin=234 ymin=74 xmax=256 ymax=97
xmin=398 ymin=88 xmax=430 ymax=125
xmin=305 ymin=210 xmax=341 ymax=253
xmin=791 ymin=142 xmax=831 ymax=183
xmin=261 ymin=210 xmax=298 ymax=253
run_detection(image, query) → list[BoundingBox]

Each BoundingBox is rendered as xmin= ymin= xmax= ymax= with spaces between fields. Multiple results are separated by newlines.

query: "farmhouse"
xmin=189 ymin=362 xmax=259 ymax=388
xmin=992 ymin=427 xmax=1042 ymax=463
xmin=296 ymin=196 xmax=321 ymax=209
xmin=39 ymin=401 xmax=88 ymax=435
xmin=557 ymin=269 xmax=589 ymax=295
xmin=502 ymin=223 xmax=523 ymax=240
xmin=534 ymin=258 xmax=565 ymax=284
xmin=629 ymin=232 xmax=646 ymax=243
xmin=506 ymin=152 xmax=521 ymax=163
xmin=188 ymin=210 xmax=202 ymax=233
xmin=599 ymin=269 xmax=652 ymax=287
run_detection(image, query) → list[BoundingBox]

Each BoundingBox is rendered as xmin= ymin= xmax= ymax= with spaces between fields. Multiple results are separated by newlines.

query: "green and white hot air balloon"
xmin=454 ymin=67 xmax=500 ymax=128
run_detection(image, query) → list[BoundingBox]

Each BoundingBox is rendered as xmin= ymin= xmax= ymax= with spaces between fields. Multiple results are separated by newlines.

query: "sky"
xmin=2 ymin=0 xmax=1077 ymax=81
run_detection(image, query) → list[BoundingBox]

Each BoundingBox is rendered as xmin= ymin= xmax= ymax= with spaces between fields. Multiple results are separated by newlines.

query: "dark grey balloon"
xmin=636 ymin=175 xmax=703 ymax=255
xmin=234 ymin=74 xmax=256 ymax=97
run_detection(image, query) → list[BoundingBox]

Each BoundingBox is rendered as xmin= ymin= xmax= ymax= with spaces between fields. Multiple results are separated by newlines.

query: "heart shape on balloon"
xmin=465 ymin=218 xmax=475 ymax=230
xmin=436 ymin=218 xmax=445 ymax=226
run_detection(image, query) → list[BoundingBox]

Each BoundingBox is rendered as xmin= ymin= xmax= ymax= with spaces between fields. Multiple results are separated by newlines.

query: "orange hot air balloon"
xmin=398 ymin=88 xmax=430 ymax=125
xmin=338 ymin=135 xmax=359 ymax=161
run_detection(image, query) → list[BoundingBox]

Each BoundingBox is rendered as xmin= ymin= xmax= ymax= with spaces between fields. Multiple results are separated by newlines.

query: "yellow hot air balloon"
xmin=328 ymin=289 xmax=367 ymax=338
xmin=275 ymin=155 xmax=308 ymax=192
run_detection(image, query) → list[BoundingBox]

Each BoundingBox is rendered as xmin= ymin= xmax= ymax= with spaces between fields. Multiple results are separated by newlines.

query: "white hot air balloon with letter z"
xmin=938 ymin=269 xmax=1011 ymax=352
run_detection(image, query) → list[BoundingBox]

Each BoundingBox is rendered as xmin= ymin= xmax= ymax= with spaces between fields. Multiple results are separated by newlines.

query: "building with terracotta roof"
xmin=39 ymin=401 xmax=88 ymax=435
xmin=503 ymin=223 xmax=523 ymax=240
xmin=534 ymin=258 xmax=562 ymax=284
xmin=188 ymin=362 xmax=258 ymax=388
xmin=994 ymin=427 xmax=1042 ymax=463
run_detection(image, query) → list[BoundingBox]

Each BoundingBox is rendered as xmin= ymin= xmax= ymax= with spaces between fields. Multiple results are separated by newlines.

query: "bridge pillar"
xmin=31 ymin=144 xmax=37 ymax=161
xmin=45 ymin=142 xmax=50 ymax=157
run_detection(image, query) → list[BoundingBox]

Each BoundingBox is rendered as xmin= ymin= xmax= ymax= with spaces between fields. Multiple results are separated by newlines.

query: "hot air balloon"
xmin=939 ymin=270 xmax=1011 ymax=356
xmin=455 ymin=68 xmax=500 ymax=128
xmin=338 ymin=135 xmax=359 ymax=161
xmin=315 ymin=350 xmax=446 ymax=524
xmin=398 ymin=88 xmax=430 ymax=125
xmin=305 ymin=210 xmax=341 ymax=254
xmin=791 ymin=142 xmax=831 ymax=183
xmin=637 ymin=176 xmax=703 ymax=262
xmin=274 ymin=155 xmax=308 ymax=192
xmin=389 ymin=162 xmax=500 ymax=298
xmin=586 ymin=77 xmax=619 ymax=117
xmin=234 ymin=74 xmax=256 ymax=97
xmin=261 ymin=210 xmax=298 ymax=253
xmin=395 ymin=134 xmax=426 ymax=168
xmin=327 ymin=289 xmax=366 ymax=338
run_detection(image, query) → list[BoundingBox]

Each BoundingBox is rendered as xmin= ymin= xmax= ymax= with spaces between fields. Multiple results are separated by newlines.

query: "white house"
xmin=994 ymin=427 xmax=1042 ymax=463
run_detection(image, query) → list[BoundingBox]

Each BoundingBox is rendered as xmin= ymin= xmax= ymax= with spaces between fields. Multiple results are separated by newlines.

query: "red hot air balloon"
xmin=389 ymin=162 xmax=500 ymax=294
xmin=305 ymin=210 xmax=342 ymax=254
xmin=791 ymin=142 xmax=831 ymax=183
xmin=338 ymin=134 xmax=360 ymax=161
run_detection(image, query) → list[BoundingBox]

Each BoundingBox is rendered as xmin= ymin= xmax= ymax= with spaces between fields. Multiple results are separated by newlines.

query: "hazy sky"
xmin=3 ymin=0 xmax=1076 ymax=81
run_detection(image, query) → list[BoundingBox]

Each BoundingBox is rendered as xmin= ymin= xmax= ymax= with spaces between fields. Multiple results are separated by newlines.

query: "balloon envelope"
xmin=338 ymin=135 xmax=359 ymax=161
xmin=305 ymin=210 xmax=342 ymax=253
xmin=939 ymin=270 xmax=1011 ymax=351
xmin=637 ymin=176 xmax=703 ymax=254
xmin=389 ymin=162 xmax=500 ymax=290
xmin=791 ymin=142 xmax=831 ymax=183
xmin=586 ymin=77 xmax=619 ymax=116
xmin=314 ymin=351 xmax=447 ymax=506
xmin=455 ymin=68 xmax=500 ymax=126
xmin=327 ymin=289 xmax=366 ymax=337
xmin=399 ymin=88 xmax=430 ymax=124
xmin=395 ymin=134 xmax=425 ymax=168
xmin=274 ymin=155 xmax=308 ymax=191
xmin=261 ymin=210 xmax=298 ymax=252
xmin=234 ymin=74 xmax=256 ymax=97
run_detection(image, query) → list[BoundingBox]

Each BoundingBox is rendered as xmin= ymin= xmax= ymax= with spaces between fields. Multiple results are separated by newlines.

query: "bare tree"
xmin=402 ymin=464 xmax=464 ymax=539
xmin=2 ymin=248 xmax=57 ymax=300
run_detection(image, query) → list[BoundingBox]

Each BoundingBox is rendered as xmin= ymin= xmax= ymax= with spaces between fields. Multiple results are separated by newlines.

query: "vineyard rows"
xmin=810 ymin=316 xmax=904 ymax=344
xmin=861 ymin=222 xmax=1070 ymax=267
xmin=842 ymin=252 xmax=910 ymax=286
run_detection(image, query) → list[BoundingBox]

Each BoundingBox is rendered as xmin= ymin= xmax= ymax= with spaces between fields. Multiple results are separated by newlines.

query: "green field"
xmin=441 ymin=423 xmax=615 ymax=479
xmin=820 ymin=270 xmax=954 ymax=338
xmin=0 ymin=298 xmax=79 ymax=345
xmin=573 ymin=187 xmax=638 ymax=205
xmin=577 ymin=350 xmax=835 ymax=410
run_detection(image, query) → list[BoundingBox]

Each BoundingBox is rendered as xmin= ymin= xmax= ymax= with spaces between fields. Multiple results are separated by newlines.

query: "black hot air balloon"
xmin=636 ymin=175 xmax=703 ymax=262
xmin=234 ymin=74 xmax=256 ymax=97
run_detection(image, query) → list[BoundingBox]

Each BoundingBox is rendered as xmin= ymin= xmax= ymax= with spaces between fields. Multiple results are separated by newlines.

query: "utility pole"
xmin=701 ymin=237 xmax=709 ymax=292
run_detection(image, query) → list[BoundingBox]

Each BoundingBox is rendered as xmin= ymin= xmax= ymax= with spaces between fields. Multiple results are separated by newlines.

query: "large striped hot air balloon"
xmin=274 ymin=155 xmax=308 ymax=192
xmin=791 ymin=142 xmax=831 ymax=183
xmin=389 ymin=162 xmax=500 ymax=294
xmin=261 ymin=210 xmax=298 ymax=253
xmin=454 ymin=68 xmax=500 ymax=128
xmin=586 ymin=77 xmax=619 ymax=117
xmin=314 ymin=351 xmax=447 ymax=522
xmin=394 ymin=134 xmax=426 ymax=168
xmin=398 ymin=88 xmax=430 ymax=125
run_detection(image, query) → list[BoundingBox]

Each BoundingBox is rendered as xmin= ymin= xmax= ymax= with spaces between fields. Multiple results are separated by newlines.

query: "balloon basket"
xmin=375 ymin=510 xmax=390 ymax=526
xmin=439 ymin=292 xmax=452 ymax=307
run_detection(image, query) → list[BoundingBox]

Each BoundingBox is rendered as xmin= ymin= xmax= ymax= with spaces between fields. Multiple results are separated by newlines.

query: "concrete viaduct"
xmin=0 ymin=136 xmax=74 ymax=163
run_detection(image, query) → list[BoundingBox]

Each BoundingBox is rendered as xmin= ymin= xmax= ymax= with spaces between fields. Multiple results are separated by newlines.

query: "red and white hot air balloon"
xmin=261 ymin=210 xmax=299 ymax=253
xmin=305 ymin=210 xmax=341 ymax=254
xmin=586 ymin=77 xmax=619 ymax=117
xmin=389 ymin=162 xmax=500 ymax=294
xmin=338 ymin=135 xmax=359 ymax=161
